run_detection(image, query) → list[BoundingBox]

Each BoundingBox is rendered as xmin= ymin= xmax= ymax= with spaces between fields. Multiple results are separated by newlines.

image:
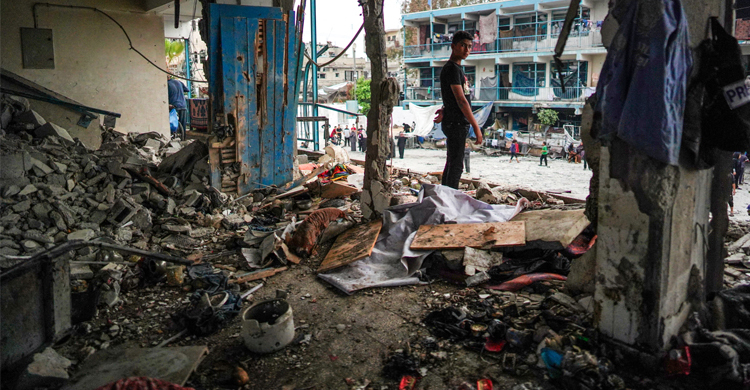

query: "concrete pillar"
xmin=593 ymin=0 xmax=724 ymax=353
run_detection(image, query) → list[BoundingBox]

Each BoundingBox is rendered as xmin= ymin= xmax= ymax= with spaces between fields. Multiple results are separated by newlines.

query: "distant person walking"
xmin=539 ymin=142 xmax=549 ymax=167
xmin=350 ymin=127 xmax=357 ymax=152
xmin=343 ymin=126 xmax=351 ymax=146
xmin=740 ymin=152 xmax=749 ymax=185
xmin=509 ymin=139 xmax=520 ymax=163
xmin=397 ymin=132 xmax=408 ymax=159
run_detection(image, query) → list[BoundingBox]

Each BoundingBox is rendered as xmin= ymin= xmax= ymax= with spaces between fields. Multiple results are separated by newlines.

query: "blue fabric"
xmin=168 ymin=79 xmax=189 ymax=109
xmin=511 ymin=72 xmax=539 ymax=96
xmin=595 ymin=0 xmax=692 ymax=165
xmin=169 ymin=108 xmax=179 ymax=133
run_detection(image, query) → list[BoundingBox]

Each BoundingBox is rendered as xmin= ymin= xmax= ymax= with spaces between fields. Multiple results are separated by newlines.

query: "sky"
xmin=301 ymin=0 xmax=404 ymax=58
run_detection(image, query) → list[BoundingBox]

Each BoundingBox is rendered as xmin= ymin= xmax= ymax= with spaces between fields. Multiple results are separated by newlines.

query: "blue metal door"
xmin=208 ymin=4 xmax=301 ymax=195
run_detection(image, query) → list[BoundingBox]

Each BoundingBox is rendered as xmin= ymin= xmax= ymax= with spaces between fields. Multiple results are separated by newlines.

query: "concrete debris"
xmin=15 ymin=347 xmax=71 ymax=390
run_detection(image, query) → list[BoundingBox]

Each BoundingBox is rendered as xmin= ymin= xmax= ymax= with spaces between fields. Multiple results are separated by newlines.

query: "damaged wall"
xmin=592 ymin=0 xmax=722 ymax=352
xmin=1 ymin=0 xmax=169 ymax=143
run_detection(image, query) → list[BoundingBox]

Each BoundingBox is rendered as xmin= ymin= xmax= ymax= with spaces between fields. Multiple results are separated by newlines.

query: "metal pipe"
xmin=310 ymin=0 xmax=319 ymax=150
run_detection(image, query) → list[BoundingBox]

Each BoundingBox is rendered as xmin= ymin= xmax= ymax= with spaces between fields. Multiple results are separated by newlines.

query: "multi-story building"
xmin=303 ymin=42 xmax=370 ymax=89
xmin=401 ymin=0 xmax=607 ymax=131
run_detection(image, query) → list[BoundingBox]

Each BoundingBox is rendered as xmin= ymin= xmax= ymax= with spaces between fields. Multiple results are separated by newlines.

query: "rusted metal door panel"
xmin=220 ymin=17 xmax=261 ymax=192
xmin=209 ymin=5 xmax=298 ymax=195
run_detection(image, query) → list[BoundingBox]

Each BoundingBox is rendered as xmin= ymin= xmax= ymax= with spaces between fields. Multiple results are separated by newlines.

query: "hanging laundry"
xmin=479 ymin=13 xmax=498 ymax=44
xmin=499 ymin=29 xmax=514 ymax=51
xmin=480 ymin=76 xmax=498 ymax=101
xmin=594 ymin=0 xmax=692 ymax=165
xmin=419 ymin=25 xmax=429 ymax=45
xmin=512 ymin=72 xmax=539 ymax=97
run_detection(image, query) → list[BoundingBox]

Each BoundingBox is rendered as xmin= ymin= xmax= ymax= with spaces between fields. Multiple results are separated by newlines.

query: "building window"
xmin=345 ymin=70 xmax=358 ymax=81
xmin=498 ymin=17 xmax=511 ymax=31
xmin=514 ymin=63 xmax=546 ymax=87
xmin=550 ymin=60 xmax=588 ymax=85
xmin=551 ymin=7 xmax=591 ymax=37
xmin=318 ymin=73 xmax=326 ymax=79
xmin=335 ymin=73 xmax=340 ymax=78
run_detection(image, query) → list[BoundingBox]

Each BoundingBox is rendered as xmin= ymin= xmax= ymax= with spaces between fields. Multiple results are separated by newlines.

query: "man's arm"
xmin=450 ymin=84 xmax=483 ymax=145
xmin=181 ymin=82 xmax=190 ymax=93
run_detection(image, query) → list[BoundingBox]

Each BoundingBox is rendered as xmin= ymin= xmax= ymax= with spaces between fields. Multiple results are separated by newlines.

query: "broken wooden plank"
xmin=410 ymin=221 xmax=526 ymax=250
xmin=232 ymin=266 xmax=288 ymax=284
xmin=320 ymin=181 xmax=359 ymax=199
xmin=318 ymin=220 xmax=382 ymax=273
xmin=66 ymin=346 xmax=208 ymax=390
xmin=510 ymin=209 xmax=590 ymax=250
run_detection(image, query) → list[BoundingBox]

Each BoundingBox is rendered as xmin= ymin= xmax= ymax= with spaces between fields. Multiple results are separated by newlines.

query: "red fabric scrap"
xmin=484 ymin=338 xmax=506 ymax=352
xmin=95 ymin=377 xmax=194 ymax=390
xmin=484 ymin=273 xmax=567 ymax=292
xmin=287 ymin=208 xmax=346 ymax=257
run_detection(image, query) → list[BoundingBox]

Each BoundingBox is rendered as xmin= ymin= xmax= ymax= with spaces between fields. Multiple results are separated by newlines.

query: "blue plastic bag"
xmin=169 ymin=108 xmax=179 ymax=133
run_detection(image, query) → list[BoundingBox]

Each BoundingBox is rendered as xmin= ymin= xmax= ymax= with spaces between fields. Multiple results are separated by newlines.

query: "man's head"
xmin=451 ymin=31 xmax=473 ymax=60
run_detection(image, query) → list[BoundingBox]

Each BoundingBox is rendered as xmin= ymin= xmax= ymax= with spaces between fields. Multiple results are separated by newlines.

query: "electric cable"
xmin=303 ymin=22 xmax=364 ymax=68
xmin=33 ymin=2 xmax=208 ymax=83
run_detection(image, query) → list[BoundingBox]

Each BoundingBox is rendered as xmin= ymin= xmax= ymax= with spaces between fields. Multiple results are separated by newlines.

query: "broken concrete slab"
xmin=463 ymin=247 xmax=503 ymax=276
xmin=17 ymin=184 xmax=38 ymax=196
xmin=12 ymin=199 xmax=31 ymax=212
xmin=0 ymin=151 xmax=32 ymax=179
xmin=65 ymin=346 xmax=208 ymax=390
xmin=70 ymin=264 xmax=94 ymax=280
xmin=35 ymin=122 xmax=75 ymax=144
xmin=510 ymin=209 xmax=590 ymax=250
xmin=67 ymin=229 xmax=96 ymax=241
xmin=11 ymin=109 xmax=47 ymax=129
xmin=3 ymin=185 xmax=21 ymax=197
xmin=728 ymin=233 xmax=750 ymax=253
xmin=29 ymin=156 xmax=53 ymax=176
xmin=15 ymin=347 xmax=71 ymax=390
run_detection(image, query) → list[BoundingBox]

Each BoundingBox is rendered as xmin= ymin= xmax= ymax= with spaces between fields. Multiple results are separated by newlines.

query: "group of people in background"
xmin=730 ymin=151 xmax=749 ymax=216
xmin=329 ymin=125 xmax=367 ymax=152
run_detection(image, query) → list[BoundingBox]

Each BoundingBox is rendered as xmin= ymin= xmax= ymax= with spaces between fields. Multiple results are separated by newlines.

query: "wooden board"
xmin=232 ymin=266 xmax=288 ymax=284
xmin=318 ymin=220 xmax=382 ymax=273
xmin=67 ymin=346 xmax=208 ymax=390
xmin=510 ymin=209 xmax=589 ymax=249
xmin=320 ymin=181 xmax=360 ymax=199
xmin=409 ymin=221 xmax=526 ymax=250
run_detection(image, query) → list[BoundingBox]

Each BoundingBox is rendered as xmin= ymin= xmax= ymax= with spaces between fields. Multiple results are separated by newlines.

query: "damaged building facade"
xmin=2 ymin=0 xmax=750 ymax=389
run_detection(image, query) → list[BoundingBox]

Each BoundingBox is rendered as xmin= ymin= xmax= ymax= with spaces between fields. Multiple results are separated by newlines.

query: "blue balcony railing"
xmin=404 ymin=86 xmax=592 ymax=102
xmin=404 ymin=31 xmax=602 ymax=59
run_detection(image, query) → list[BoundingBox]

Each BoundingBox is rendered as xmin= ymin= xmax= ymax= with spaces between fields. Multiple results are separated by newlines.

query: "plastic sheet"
xmin=318 ymin=184 xmax=524 ymax=294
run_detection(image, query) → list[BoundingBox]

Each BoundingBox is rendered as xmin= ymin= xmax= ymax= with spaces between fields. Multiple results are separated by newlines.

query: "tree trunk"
xmin=361 ymin=0 xmax=398 ymax=219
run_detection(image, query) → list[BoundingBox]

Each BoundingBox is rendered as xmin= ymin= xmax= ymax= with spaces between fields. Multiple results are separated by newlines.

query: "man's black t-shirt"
xmin=440 ymin=61 xmax=471 ymax=125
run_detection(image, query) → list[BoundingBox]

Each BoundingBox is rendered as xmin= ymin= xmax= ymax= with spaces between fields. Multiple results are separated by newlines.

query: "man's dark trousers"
xmin=441 ymin=122 xmax=469 ymax=189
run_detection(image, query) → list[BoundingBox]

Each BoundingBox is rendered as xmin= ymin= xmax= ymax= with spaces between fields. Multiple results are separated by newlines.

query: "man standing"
xmin=167 ymin=78 xmax=190 ymax=131
xmin=343 ymin=126 xmax=351 ymax=147
xmin=397 ymin=132 xmax=408 ymax=159
xmin=433 ymin=31 xmax=483 ymax=189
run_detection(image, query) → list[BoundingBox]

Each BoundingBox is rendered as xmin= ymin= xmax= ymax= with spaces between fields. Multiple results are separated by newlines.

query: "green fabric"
xmin=542 ymin=146 xmax=548 ymax=155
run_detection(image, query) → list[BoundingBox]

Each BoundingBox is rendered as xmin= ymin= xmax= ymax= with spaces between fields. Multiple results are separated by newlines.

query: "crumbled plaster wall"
xmin=1 ymin=0 xmax=169 ymax=143
xmin=593 ymin=0 xmax=722 ymax=352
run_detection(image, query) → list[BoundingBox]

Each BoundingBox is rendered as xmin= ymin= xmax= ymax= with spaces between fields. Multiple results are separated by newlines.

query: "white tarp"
xmin=391 ymin=106 xmax=416 ymax=129
xmin=318 ymin=184 xmax=525 ymax=294
xmin=408 ymin=104 xmax=443 ymax=136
